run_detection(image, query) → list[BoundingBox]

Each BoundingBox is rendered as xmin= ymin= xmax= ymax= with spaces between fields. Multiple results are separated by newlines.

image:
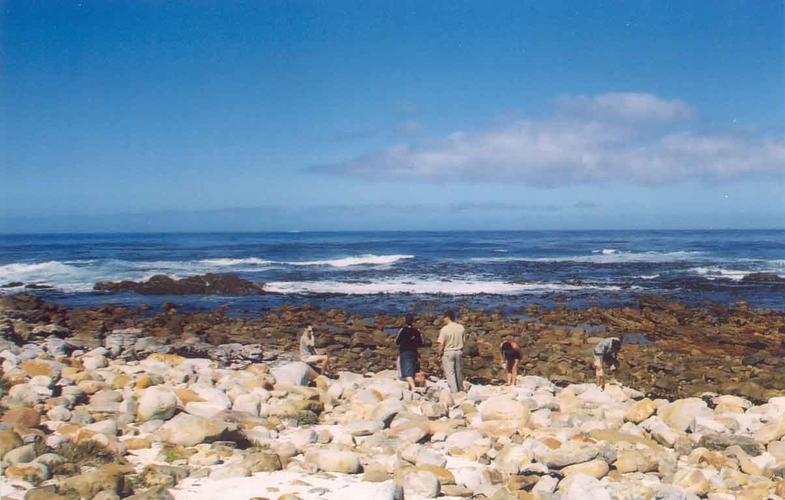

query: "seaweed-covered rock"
xmin=94 ymin=273 xmax=268 ymax=295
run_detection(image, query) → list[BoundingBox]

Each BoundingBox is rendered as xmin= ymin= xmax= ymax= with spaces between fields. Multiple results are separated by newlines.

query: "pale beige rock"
xmin=156 ymin=413 xmax=230 ymax=447
xmin=624 ymin=398 xmax=656 ymax=424
xmin=476 ymin=420 xmax=518 ymax=438
xmin=673 ymin=468 xmax=710 ymax=496
xmin=389 ymin=420 xmax=430 ymax=443
xmin=401 ymin=469 xmax=441 ymax=498
xmin=561 ymin=459 xmax=609 ymax=479
xmin=479 ymin=397 xmax=530 ymax=425
xmin=658 ymin=398 xmax=711 ymax=433
xmin=137 ymin=387 xmax=177 ymax=422
xmin=541 ymin=443 xmax=599 ymax=468
xmin=753 ymin=416 xmax=785 ymax=444
xmin=614 ymin=449 xmax=659 ymax=474
xmin=313 ymin=450 xmax=362 ymax=474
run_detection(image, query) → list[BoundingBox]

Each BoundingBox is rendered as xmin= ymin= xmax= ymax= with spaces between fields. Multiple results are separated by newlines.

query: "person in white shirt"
xmin=593 ymin=336 xmax=622 ymax=386
xmin=437 ymin=309 xmax=465 ymax=393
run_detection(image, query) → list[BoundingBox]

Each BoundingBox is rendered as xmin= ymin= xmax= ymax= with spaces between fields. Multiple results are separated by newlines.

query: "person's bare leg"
xmin=511 ymin=360 xmax=519 ymax=386
xmin=321 ymin=356 xmax=329 ymax=375
xmin=405 ymin=377 xmax=415 ymax=392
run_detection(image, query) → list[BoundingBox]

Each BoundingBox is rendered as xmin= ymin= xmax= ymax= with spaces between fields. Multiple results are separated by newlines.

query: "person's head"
xmin=610 ymin=338 xmax=622 ymax=354
xmin=303 ymin=323 xmax=313 ymax=335
xmin=443 ymin=309 xmax=456 ymax=324
xmin=405 ymin=314 xmax=415 ymax=326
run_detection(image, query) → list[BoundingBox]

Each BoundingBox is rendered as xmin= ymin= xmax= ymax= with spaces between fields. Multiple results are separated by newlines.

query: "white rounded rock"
xmin=316 ymin=450 xmax=361 ymax=474
xmin=479 ymin=396 xmax=530 ymax=423
xmin=137 ymin=387 xmax=177 ymax=422
xmin=232 ymin=394 xmax=261 ymax=416
xmin=402 ymin=469 xmax=440 ymax=498
xmin=271 ymin=362 xmax=311 ymax=386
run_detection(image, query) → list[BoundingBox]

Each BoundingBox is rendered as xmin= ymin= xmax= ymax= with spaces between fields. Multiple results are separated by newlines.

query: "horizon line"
xmin=2 ymin=227 xmax=785 ymax=237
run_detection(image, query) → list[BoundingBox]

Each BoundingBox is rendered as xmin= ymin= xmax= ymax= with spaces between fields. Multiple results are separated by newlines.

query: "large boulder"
xmin=371 ymin=399 xmax=406 ymax=426
xmin=541 ymin=443 xmax=600 ymax=469
xmin=673 ymin=468 xmax=710 ymax=496
xmin=156 ymin=413 xmax=232 ymax=447
xmin=0 ymin=430 xmax=23 ymax=457
xmin=624 ymin=398 xmax=656 ymax=424
xmin=58 ymin=464 xmax=134 ymax=499
xmin=753 ymin=416 xmax=785 ymax=444
xmin=312 ymin=451 xmax=362 ymax=474
xmin=346 ymin=419 xmax=385 ymax=437
xmin=657 ymin=398 xmax=711 ymax=433
xmin=445 ymin=430 xmax=484 ymax=450
xmin=479 ymin=397 xmax=530 ymax=424
xmin=137 ymin=388 xmax=177 ymax=422
xmin=561 ymin=459 xmax=609 ymax=479
xmin=401 ymin=469 xmax=441 ymax=498
xmin=698 ymin=433 xmax=764 ymax=456
xmin=2 ymin=406 xmax=42 ymax=428
xmin=271 ymin=362 xmax=311 ymax=386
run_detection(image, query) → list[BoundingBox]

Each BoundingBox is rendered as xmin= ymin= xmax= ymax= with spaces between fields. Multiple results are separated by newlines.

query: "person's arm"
xmin=395 ymin=328 xmax=403 ymax=346
xmin=436 ymin=330 xmax=445 ymax=358
xmin=309 ymin=333 xmax=322 ymax=354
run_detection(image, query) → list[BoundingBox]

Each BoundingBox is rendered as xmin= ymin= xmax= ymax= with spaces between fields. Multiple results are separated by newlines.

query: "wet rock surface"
xmin=2 ymin=294 xmax=785 ymax=402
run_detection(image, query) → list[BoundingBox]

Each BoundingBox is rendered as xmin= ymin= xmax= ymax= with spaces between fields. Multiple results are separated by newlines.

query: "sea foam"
xmin=264 ymin=278 xmax=630 ymax=295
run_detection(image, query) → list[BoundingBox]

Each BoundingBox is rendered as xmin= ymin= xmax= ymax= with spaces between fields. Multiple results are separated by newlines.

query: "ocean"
xmin=1 ymin=230 xmax=783 ymax=315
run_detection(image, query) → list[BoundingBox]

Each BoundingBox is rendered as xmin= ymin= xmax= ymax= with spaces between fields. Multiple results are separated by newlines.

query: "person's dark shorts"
xmin=504 ymin=352 xmax=521 ymax=372
xmin=604 ymin=353 xmax=619 ymax=370
xmin=400 ymin=350 xmax=417 ymax=379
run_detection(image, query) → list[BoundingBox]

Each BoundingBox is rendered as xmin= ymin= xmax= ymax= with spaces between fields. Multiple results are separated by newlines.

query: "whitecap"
xmin=471 ymin=250 xmax=706 ymax=264
xmin=285 ymin=254 xmax=414 ymax=267
xmin=264 ymin=278 xmax=634 ymax=295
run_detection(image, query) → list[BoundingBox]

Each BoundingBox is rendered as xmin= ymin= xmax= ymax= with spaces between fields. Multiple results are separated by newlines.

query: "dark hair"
xmin=405 ymin=314 xmax=415 ymax=326
xmin=444 ymin=309 xmax=456 ymax=321
xmin=303 ymin=323 xmax=312 ymax=329
xmin=501 ymin=341 xmax=513 ymax=355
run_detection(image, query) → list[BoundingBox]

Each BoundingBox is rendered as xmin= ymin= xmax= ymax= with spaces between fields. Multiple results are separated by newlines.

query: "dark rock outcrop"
xmin=94 ymin=273 xmax=268 ymax=295
xmin=741 ymin=272 xmax=785 ymax=283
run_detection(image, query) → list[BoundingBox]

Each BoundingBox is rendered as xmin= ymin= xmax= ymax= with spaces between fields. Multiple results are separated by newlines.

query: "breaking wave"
xmin=264 ymin=278 xmax=632 ymax=295
xmin=471 ymin=250 xmax=706 ymax=264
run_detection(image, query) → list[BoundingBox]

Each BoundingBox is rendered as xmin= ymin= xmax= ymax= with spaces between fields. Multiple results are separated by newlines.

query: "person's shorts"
xmin=504 ymin=355 xmax=520 ymax=372
xmin=302 ymin=355 xmax=326 ymax=364
xmin=399 ymin=350 xmax=417 ymax=379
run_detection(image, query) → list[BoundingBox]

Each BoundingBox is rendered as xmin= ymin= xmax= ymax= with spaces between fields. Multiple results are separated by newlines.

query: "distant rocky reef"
xmin=94 ymin=273 xmax=269 ymax=295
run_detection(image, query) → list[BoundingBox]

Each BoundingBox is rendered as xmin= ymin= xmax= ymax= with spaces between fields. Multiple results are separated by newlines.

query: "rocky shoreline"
xmin=0 ymin=303 xmax=784 ymax=499
xmin=2 ymin=293 xmax=784 ymax=402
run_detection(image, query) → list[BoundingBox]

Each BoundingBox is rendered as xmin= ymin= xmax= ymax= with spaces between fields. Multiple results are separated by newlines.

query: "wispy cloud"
xmin=555 ymin=92 xmax=696 ymax=122
xmin=312 ymin=92 xmax=785 ymax=185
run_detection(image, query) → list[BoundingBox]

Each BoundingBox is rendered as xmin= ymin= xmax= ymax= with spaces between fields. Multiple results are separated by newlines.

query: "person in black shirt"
xmin=395 ymin=314 xmax=424 ymax=391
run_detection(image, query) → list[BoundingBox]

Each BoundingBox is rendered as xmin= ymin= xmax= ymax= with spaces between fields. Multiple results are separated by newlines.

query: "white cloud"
xmin=313 ymin=92 xmax=785 ymax=185
xmin=555 ymin=92 xmax=696 ymax=122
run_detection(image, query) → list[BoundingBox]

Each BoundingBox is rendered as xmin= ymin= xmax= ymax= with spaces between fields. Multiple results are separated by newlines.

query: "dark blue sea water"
xmin=1 ymin=231 xmax=783 ymax=314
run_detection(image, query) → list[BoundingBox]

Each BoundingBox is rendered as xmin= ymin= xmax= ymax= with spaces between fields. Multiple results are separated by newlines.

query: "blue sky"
xmin=1 ymin=1 xmax=784 ymax=231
